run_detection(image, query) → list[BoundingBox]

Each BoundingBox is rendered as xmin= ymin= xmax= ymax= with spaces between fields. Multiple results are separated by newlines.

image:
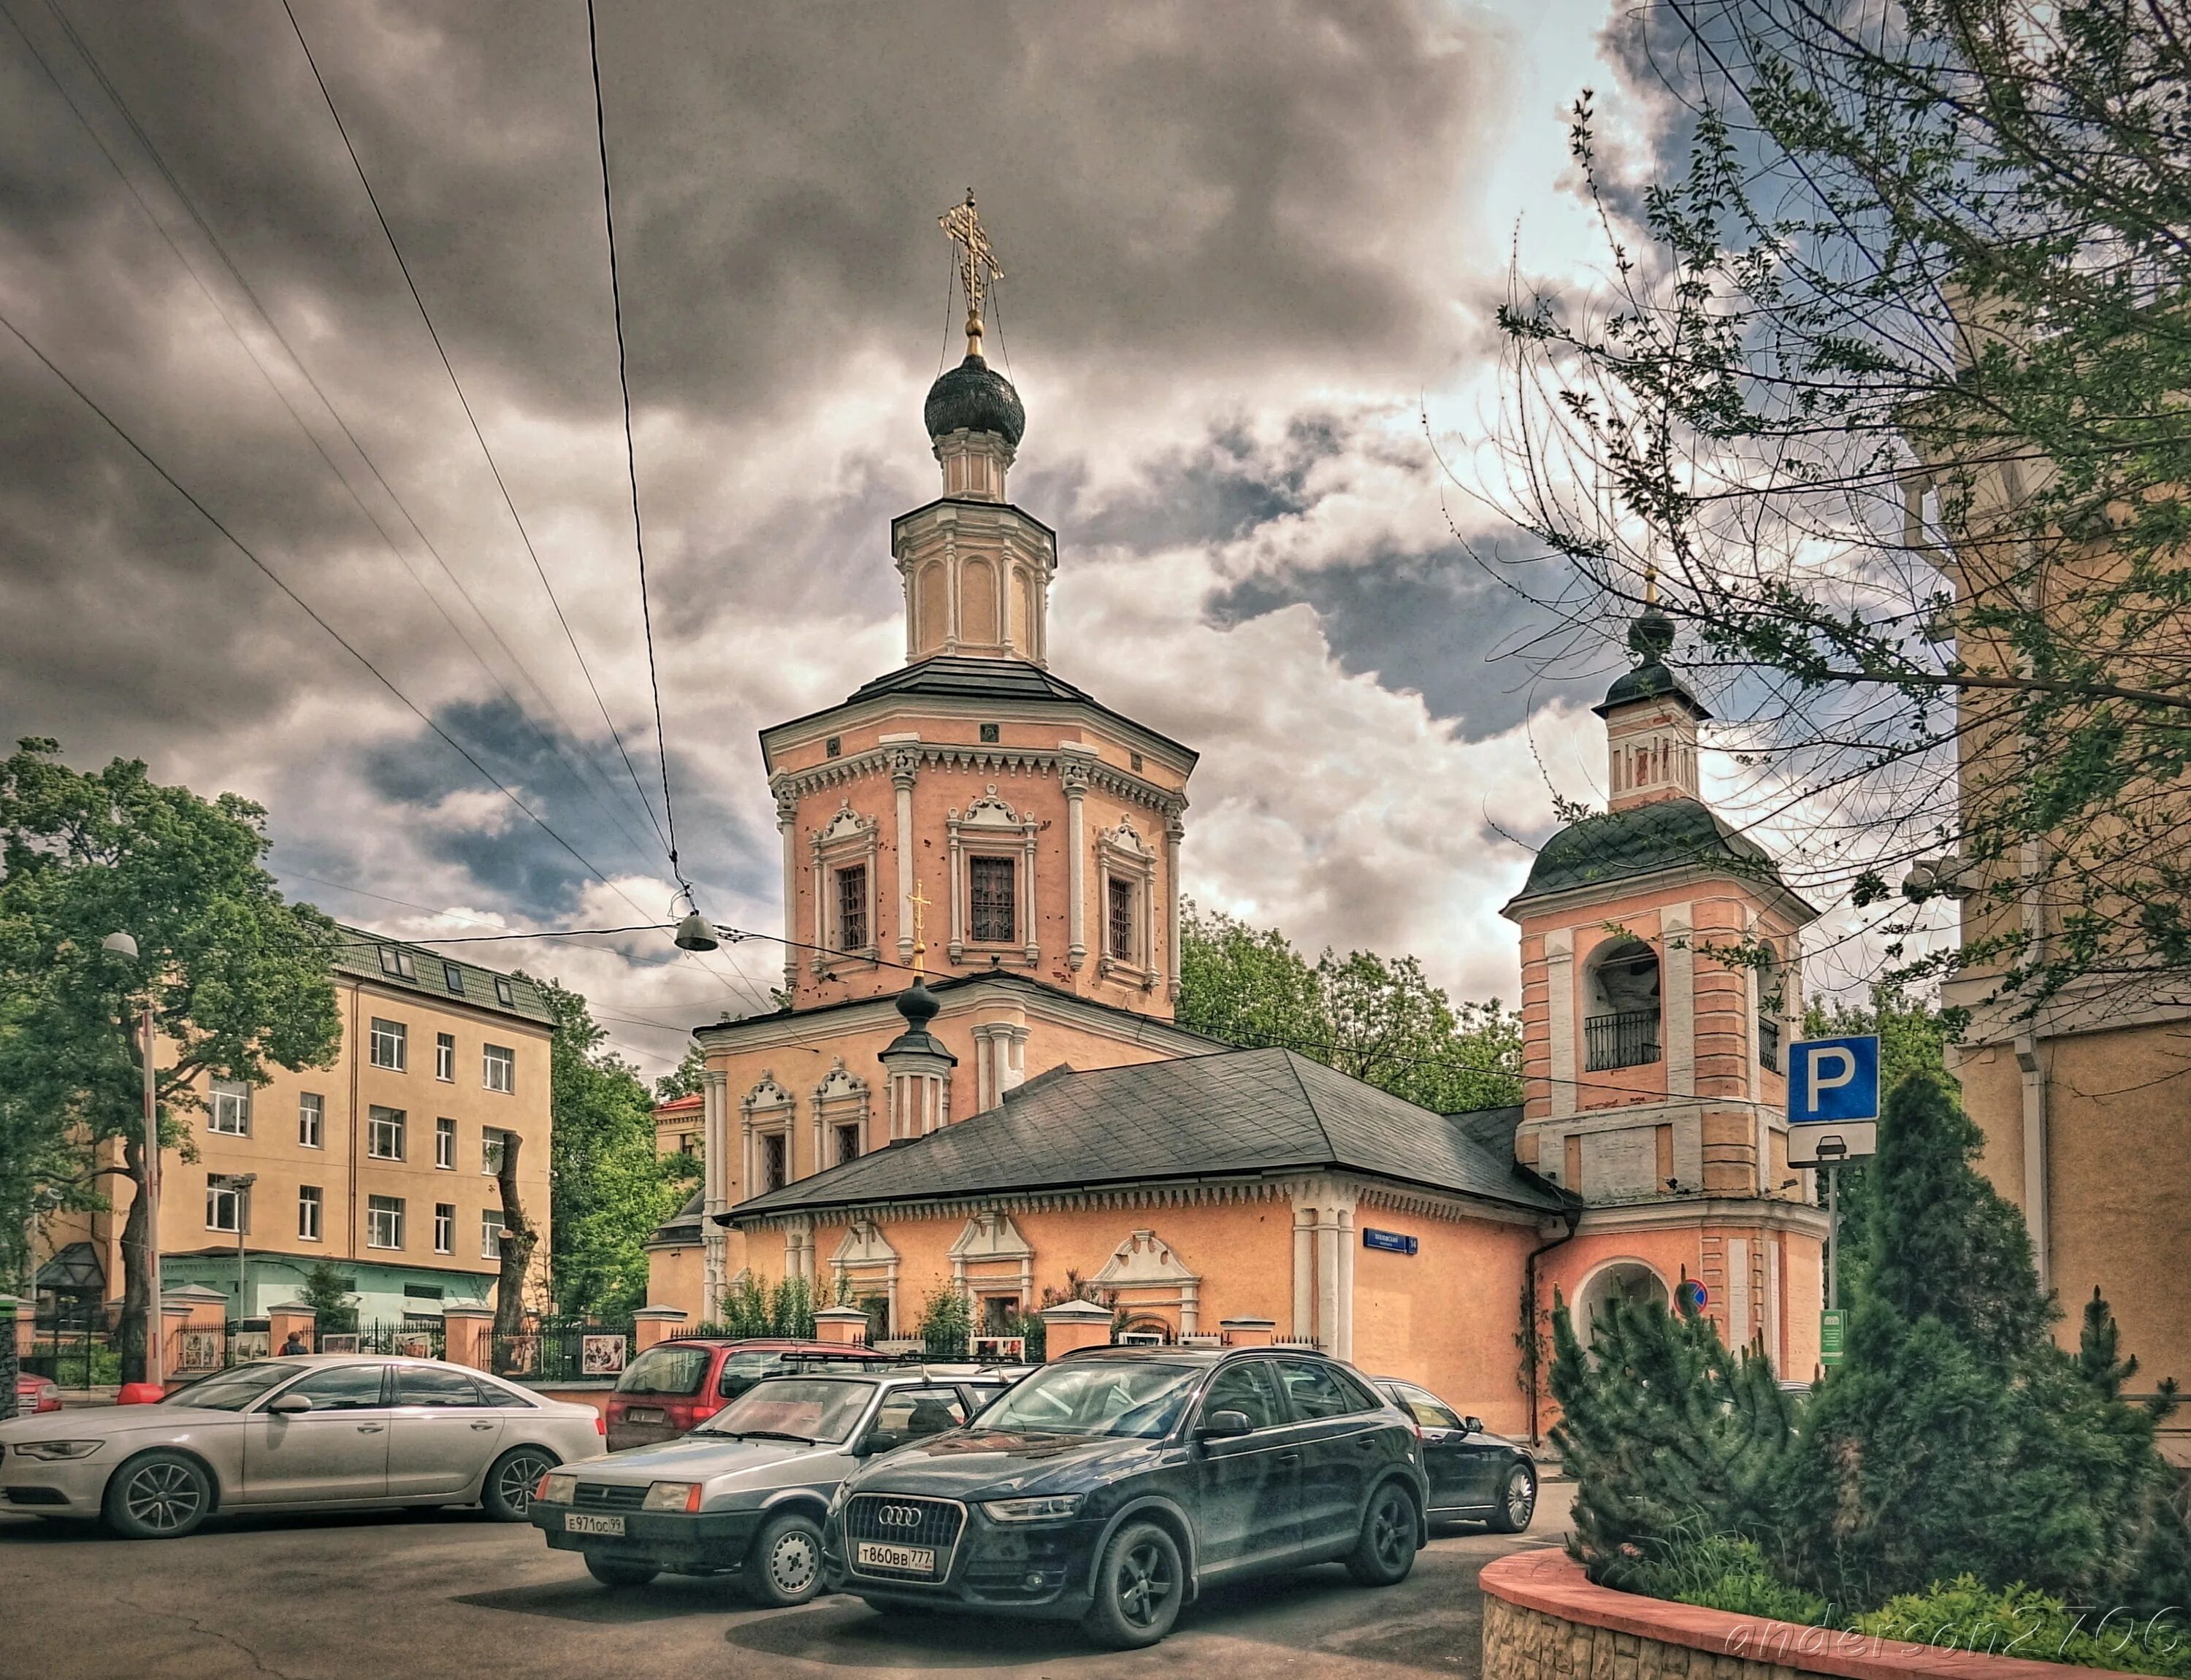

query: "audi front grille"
xmin=843 ymin=1493 xmax=966 ymax=1579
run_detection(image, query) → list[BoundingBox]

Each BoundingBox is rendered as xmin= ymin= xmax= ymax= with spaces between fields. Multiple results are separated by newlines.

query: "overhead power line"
xmin=280 ymin=0 xmax=675 ymax=862
xmin=584 ymin=0 xmax=690 ymax=902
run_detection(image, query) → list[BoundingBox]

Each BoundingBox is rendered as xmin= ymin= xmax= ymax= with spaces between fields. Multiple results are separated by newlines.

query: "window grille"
xmin=836 ymin=863 xmax=869 ymax=950
xmin=969 ymin=856 xmax=1015 ymax=943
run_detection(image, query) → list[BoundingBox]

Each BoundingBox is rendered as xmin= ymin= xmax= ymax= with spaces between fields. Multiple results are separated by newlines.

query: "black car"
xmin=1372 ymin=1376 xmax=1537 ymax=1532
xmin=821 ymin=1345 xmax=1429 ymax=1649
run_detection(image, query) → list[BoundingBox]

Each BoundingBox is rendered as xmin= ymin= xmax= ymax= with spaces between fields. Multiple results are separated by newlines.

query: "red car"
xmin=605 ymin=1338 xmax=894 ymax=1451
xmin=14 ymin=1373 xmax=63 ymax=1414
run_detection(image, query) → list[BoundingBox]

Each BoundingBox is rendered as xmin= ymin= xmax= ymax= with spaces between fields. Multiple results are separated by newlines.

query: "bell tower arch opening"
xmin=1583 ymin=937 xmax=1662 ymax=1073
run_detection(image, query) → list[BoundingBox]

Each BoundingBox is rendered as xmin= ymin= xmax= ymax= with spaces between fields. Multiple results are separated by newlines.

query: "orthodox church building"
xmin=646 ymin=208 xmax=1827 ymax=1430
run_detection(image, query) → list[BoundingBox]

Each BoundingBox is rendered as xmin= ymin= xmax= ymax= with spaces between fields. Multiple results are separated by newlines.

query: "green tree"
xmin=1176 ymin=902 xmax=1328 ymax=1056
xmin=297 ymin=1260 xmax=359 ymax=1335
xmin=653 ymin=1043 xmax=706 ymax=1103
xmin=0 ymin=740 xmax=340 ymax=1382
xmin=526 ymin=976 xmax=695 ymax=1321
xmin=918 ymin=1286 xmax=971 ymax=1360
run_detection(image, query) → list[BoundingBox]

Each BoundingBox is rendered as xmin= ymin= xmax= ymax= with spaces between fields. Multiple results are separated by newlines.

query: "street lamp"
xmin=102 ymin=932 xmax=161 ymax=1389
xmin=224 ymin=1174 xmax=256 ymax=1322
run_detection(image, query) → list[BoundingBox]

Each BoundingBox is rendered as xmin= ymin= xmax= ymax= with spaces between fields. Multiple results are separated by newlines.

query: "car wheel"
xmin=102 ymin=1451 xmax=213 ymax=1541
xmin=1487 ymin=1462 xmax=1537 ymax=1533
xmin=584 ymin=1554 xmax=658 ymax=1588
xmin=483 ymin=1446 xmax=557 ymax=1521
xmin=1082 ymin=1520 xmax=1183 ymax=1650
xmin=745 ymin=1511 xmax=825 ymax=1607
xmin=1347 ymin=1479 xmax=1420 ymax=1587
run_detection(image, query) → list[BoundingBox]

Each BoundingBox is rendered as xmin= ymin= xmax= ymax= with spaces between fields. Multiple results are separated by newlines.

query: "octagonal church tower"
xmin=1501 ymin=612 xmax=1830 ymax=1373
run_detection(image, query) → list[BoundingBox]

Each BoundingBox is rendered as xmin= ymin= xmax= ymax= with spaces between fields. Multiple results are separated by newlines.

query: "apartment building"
xmin=39 ymin=927 xmax=554 ymax=1327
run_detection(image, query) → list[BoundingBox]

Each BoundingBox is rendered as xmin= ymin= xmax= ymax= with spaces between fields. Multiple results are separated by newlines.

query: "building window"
xmin=482 ymin=1044 xmax=514 ymax=1093
xmin=969 ymin=856 xmax=1016 ymax=943
xmin=435 ymin=1116 xmax=456 ymax=1170
xmin=205 ymin=1175 xmax=247 ymax=1233
xmin=482 ymin=1129 xmax=508 ymax=1178
xmin=298 ymin=1092 xmax=323 ymax=1148
xmin=493 ymin=977 xmax=515 ymax=1007
xmin=208 ymin=1078 xmax=251 ymax=1136
xmin=1106 ymin=876 xmax=1136 ymax=960
xmin=378 ymin=946 xmax=416 ymax=981
xmin=370 ymin=1017 xmax=407 ymax=1071
xmin=481 ymin=1209 xmax=506 ymax=1260
xmin=368 ymin=1194 xmax=404 ymax=1249
xmin=432 ymin=1203 xmax=454 ymax=1254
xmin=435 ymin=1032 xmax=455 ymax=1081
xmin=298 ymin=1186 xmax=322 ymax=1242
xmin=836 ymin=863 xmax=869 ymax=951
xmin=442 ymin=962 xmax=465 ymax=996
xmin=836 ymin=1122 xmax=861 ymax=1167
xmin=367 ymin=1105 xmax=405 ymax=1161
xmin=762 ymin=1132 xmax=788 ymax=1193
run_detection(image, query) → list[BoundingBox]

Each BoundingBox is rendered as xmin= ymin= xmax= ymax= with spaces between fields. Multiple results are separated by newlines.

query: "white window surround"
xmin=810 ymin=1059 xmax=870 ymax=1172
xmin=947 ymin=1209 xmax=1034 ymax=1308
xmin=740 ymin=1073 xmax=795 ymax=1201
xmin=808 ymin=800 xmax=880 ymax=974
xmin=1092 ymin=1227 xmax=1201 ymax=1338
xmin=830 ymin=1216 xmax=901 ymax=1338
xmin=945 ymin=786 xmax=1039 ymax=967
xmin=1095 ymin=817 xmax=1157 ymax=987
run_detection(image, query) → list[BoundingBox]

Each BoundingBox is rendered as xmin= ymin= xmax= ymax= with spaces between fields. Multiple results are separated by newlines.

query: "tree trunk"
xmin=492 ymin=1133 xmax=538 ymax=1368
xmin=117 ymin=1134 xmax=151 ymax=1386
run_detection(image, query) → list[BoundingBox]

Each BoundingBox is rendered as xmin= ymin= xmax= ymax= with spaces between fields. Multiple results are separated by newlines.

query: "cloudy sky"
xmin=0 ymin=0 xmax=1691 ymax=1072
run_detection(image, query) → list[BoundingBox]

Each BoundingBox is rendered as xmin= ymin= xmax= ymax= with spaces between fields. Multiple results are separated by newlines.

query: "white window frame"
xmin=1095 ymin=818 xmax=1158 ymax=986
xmin=205 ymin=1177 xmax=245 ymax=1233
xmin=481 ymin=1208 xmax=506 ymax=1261
xmin=367 ymin=1105 xmax=405 ymax=1162
xmin=435 ymin=1116 xmax=456 ymax=1170
xmin=369 ymin=1017 xmax=407 ymax=1071
xmin=481 ymin=1129 xmax=506 ymax=1177
xmin=297 ymin=1185 xmax=322 ymax=1242
xmin=808 ymin=801 xmax=880 ymax=974
xmin=207 ymin=1078 xmax=251 ymax=1137
xmin=298 ymin=1092 xmax=323 ymax=1148
xmin=945 ymin=788 xmax=1039 ymax=966
xmin=482 ymin=1043 xmax=514 ymax=1094
xmin=432 ymin=1203 xmax=454 ymax=1255
xmin=435 ymin=1032 xmax=455 ymax=1082
xmin=367 ymin=1195 xmax=405 ymax=1250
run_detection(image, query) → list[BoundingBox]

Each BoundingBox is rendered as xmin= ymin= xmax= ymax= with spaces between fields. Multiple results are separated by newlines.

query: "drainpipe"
xmin=1524 ymin=1192 xmax=1586 ymax=1449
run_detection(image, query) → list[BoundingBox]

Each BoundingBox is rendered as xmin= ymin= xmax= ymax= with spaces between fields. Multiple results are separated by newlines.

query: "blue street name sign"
xmin=1361 ymin=1228 xmax=1418 ymax=1256
xmin=1786 ymin=1034 xmax=1881 ymax=1165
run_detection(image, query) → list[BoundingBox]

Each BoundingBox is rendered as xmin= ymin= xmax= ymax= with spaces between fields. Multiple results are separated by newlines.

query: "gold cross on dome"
xmin=939 ymin=190 xmax=1003 ymax=356
xmin=908 ymin=880 xmax=931 ymax=973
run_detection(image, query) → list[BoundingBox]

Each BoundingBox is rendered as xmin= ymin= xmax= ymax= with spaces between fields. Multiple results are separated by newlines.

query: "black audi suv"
xmin=821 ymin=1345 xmax=1429 ymax=1648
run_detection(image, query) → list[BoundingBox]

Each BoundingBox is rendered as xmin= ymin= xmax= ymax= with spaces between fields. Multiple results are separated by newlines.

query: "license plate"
xmin=565 ymin=1513 xmax=625 ymax=1536
xmin=856 ymin=1540 xmax=936 ymax=1574
xmin=624 ymin=1408 xmax=662 ymax=1424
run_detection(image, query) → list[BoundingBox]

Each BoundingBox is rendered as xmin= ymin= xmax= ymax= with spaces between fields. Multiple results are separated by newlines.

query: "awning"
xmin=35 ymin=1242 xmax=104 ymax=1293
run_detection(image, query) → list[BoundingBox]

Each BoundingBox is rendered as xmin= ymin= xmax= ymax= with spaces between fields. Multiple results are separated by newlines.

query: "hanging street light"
xmin=673 ymin=909 xmax=720 ymax=953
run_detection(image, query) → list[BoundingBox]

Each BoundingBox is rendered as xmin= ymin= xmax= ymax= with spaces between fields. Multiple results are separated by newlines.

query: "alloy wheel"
xmin=497 ymin=1453 xmax=550 ymax=1515
xmin=1507 ymin=1470 xmax=1535 ymax=1527
xmin=1371 ymin=1487 xmax=1413 ymax=1570
xmin=124 ymin=1462 xmax=204 ymax=1534
xmin=1116 ymin=1537 xmax=1177 ymax=1630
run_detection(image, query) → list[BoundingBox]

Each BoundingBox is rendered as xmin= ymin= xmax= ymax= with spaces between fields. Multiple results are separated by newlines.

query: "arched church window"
xmin=1583 ymin=937 xmax=1662 ymax=1071
xmin=961 ymin=556 xmax=998 ymax=643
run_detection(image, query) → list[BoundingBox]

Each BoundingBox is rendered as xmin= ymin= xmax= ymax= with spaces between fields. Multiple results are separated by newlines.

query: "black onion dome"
xmin=923 ymin=353 xmax=1025 ymax=446
xmin=879 ymin=977 xmax=956 ymax=1065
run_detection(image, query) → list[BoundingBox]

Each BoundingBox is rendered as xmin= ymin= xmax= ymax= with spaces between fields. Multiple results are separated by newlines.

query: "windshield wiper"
xmin=733 ymin=1430 xmax=817 ymax=1444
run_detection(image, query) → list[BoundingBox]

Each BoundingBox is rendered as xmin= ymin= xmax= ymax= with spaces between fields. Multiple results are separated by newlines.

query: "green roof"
xmin=1506 ymin=797 xmax=1805 ymax=909
xmin=330 ymin=925 xmax=555 ymax=1027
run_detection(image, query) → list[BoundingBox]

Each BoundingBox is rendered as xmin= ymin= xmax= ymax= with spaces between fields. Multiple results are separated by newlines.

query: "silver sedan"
xmin=0 ymin=1355 xmax=604 ymax=1539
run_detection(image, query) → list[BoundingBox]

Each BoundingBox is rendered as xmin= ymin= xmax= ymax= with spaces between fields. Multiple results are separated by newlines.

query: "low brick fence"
xmin=1480 ymin=1549 xmax=2128 ymax=1680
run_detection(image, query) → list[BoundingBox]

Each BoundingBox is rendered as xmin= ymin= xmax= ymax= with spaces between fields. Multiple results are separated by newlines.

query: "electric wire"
xmin=584 ymin=0 xmax=689 ymax=898
xmin=279 ymin=0 xmax=673 ymax=861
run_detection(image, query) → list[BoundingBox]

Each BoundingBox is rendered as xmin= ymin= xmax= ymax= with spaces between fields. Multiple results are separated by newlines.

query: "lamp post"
xmin=226 ymin=1174 xmax=256 ymax=1323
xmin=101 ymin=932 xmax=161 ymax=1389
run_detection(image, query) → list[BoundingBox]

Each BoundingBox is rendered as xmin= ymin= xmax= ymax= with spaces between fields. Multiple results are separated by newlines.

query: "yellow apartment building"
xmin=35 ymin=927 xmax=554 ymax=1329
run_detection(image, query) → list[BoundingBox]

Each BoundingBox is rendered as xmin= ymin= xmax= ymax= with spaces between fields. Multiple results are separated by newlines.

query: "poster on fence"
xmin=500 ymin=1332 xmax=540 ymax=1376
xmin=177 ymin=1330 xmax=222 ymax=1371
xmin=318 ymin=1334 xmax=359 ymax=1353
xmin=232 ymin=1331 xmax=270 ymax=1360
xmin=395 ymin=1332 xmax=435 ymax=1359
xmin=581 ymin=1334 xmax=627 ymax=1376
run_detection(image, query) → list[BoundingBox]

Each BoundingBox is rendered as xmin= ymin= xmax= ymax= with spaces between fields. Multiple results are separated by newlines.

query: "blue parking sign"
xmin=1786 ymin=1035 xmax=1880 ymax=1166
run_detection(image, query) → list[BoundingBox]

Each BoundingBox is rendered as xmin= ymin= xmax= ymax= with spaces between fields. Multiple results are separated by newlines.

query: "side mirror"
xmin=268 ymin=1393 xmax=313 ymax=1416
xmin=1462 ymin=1416 xmax=1485 ymax=1435
xmin=1196 ymin=1409 xmax=1253 ymax=1440
xmin=854 ymin=1429 xmax=901 ymax=1459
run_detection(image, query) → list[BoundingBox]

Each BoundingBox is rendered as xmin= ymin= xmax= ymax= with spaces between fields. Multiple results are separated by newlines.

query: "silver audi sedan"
xmin=0 ymin=1355 xmax=604 ymax=1539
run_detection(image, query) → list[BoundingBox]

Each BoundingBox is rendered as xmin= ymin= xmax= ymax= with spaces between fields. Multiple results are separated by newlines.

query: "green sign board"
xmin=1820 ymin=1308 xmax=1847 ymax=1367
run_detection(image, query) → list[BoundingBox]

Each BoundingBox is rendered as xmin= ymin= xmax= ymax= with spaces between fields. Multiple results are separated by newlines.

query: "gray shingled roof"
xmin=331 ymin=926 xmax=555 ymax=1026
xmin=727 ymin=1046 xmax=1560 ymax=1221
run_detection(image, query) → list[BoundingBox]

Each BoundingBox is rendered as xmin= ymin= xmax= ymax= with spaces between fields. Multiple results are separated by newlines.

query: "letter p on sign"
xmin=1807 ymin=1046 xmax=1857 ymax=1113
xmin=1788 ymin=1035 xmax=1880 ymax=1127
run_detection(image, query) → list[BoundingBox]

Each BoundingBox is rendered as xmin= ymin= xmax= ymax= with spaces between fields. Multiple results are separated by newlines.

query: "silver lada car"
xmin=532 ymin=1368 xmax=1008 ymax=1603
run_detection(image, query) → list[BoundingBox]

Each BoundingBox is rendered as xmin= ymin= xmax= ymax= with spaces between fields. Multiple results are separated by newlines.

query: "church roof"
xmin=1505 ymin=795 xmax=1805 ymax=910
xmin=724 ymin=1046 xmax=1563 ymax=1222
xmin=924 ymin=353 xmax=1025 ymax=445
xmin=1594 ymin=659 xmax=1710 ymax=718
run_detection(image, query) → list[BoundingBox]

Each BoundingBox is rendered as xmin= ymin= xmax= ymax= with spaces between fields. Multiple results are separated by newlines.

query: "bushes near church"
xmin=1551 ymin=1070 xmax=2188 ymax=1663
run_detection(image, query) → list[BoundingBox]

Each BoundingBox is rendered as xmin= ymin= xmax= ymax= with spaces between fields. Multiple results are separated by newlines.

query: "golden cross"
xmin=908 ymin=881 xmax=931 ymax=974
xmin=938 ymin=190 xmax=1002 ymax=357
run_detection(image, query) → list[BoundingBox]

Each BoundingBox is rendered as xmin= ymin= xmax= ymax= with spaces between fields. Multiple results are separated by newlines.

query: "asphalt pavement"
xmin=0 ymin=1482 xmax=1572 ymax=1680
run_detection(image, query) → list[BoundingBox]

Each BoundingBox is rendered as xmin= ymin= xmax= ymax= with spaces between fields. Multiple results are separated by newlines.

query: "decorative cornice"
xmin=769 ymin=744 xmax=1186 ymax=821
xmin=1573 ymin=1195 xmax=1829 ymax=1238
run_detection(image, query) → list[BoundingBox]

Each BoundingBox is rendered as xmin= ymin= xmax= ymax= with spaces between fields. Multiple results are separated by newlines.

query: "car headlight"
xmin=537 ymin=1472 xmax=578 ymax=1505
xmin=827 ymin=1481 xmax=852 ymax=1515
xmin=643 ymin=1481 xmax=702 ymax=1513
xmin=980 ymin=1494 xmax=1082 ymax=1522
xmin=10 ymin=1440 xmax=102 ymax=1462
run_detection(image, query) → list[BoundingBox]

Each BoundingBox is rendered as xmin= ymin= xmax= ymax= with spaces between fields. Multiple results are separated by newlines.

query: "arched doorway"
xmin=1573 ymin=1259 xmax=1670 ymax=1346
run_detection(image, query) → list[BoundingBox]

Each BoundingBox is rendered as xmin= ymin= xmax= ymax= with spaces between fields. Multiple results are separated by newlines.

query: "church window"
xmin=836 ymin=864 xmax=869 ymax=950
xmin=836 ymin=1122 xmax=862 ymax=1166
xmin=1106 ymin=875 xmax=1136 ymax=959
xmin=969 ymin=856 xmax=1016 ymax=942
xmin=762 ymin=1132 xmax=788 ymax=1193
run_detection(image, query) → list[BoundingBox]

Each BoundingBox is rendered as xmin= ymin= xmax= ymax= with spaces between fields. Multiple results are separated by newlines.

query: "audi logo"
xmin=876 ymin=1505 xmax=925 ymax=1529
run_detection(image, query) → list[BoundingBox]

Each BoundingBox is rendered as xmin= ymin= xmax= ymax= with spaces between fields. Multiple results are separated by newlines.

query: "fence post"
xmin=441 ymin=1305 xmax=495 ymax=1371
xmin=1039 ymin=1300 xmax=1114 ymax=1360
xmin=0 ymin=1295 xmax=18 ymax=1422
xmin=265 ymin=1301 xmax=316 ymax=1355
xmin=631 ymin=1306 xmax=689 ymax=1353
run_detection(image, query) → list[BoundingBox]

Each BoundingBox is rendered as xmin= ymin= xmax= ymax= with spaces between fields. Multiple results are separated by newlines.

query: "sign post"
xmin=1786 ymin=1035 xmax=1881 ymax=1332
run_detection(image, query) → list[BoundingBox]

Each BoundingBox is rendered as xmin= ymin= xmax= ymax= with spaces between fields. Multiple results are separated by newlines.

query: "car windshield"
xmin=693 ymin=1378 xmax=873 ymax=1443
xmin=166 ymin=1362 xmax=302 ymax=1411
xmin=616 ymin=1344 xmax=711 ymax=1396
xmin=971 ymin=1360 xmax=1200 ymax=1439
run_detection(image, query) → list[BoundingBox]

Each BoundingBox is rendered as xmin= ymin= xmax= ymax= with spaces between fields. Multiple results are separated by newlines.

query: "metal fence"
xmin=23 ymin=1326 xmax=120 ymax=1388
xmin=1583 ymin=1008 xmax=1662 ymax=1072
xmin=351 ymin=1319 xmax=446 ymax=1360
xmin=489 ymin=1322 xmax=632 ymax=1383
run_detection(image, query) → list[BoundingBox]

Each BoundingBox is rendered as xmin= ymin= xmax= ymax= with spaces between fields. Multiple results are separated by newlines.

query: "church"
xmin=645 ymin=202 xmax=1828 ymax=1434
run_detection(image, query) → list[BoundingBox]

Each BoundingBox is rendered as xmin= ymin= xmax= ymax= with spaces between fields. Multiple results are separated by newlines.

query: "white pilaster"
xmin=1334 ymin=1205 xmax=1355 ymax=1360
xmin=1662 ymin=904 xmax=1695 ymax=1100
xmin=1062 ymin=748 xmax=1093 ymax=970
xmin=1163 ymin=813 xmax=1185 ymax=1002
xmin=1546 ymin=929 xmax=1577 ymax=1120
xmin=1292 ymin=1206 xmax=1315 ymax=1338
xmin=774 ymin=787 xmax=800 ymax=999
xmin=884 ymin=737 xmax=919 ymax=962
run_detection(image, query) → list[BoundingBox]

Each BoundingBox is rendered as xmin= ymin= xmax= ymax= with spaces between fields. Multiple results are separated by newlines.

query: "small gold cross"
xmin=908 ymin=881 xmax=931 ymax=973
xmin=939 ymin=190 xmax=1002 ymax=358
